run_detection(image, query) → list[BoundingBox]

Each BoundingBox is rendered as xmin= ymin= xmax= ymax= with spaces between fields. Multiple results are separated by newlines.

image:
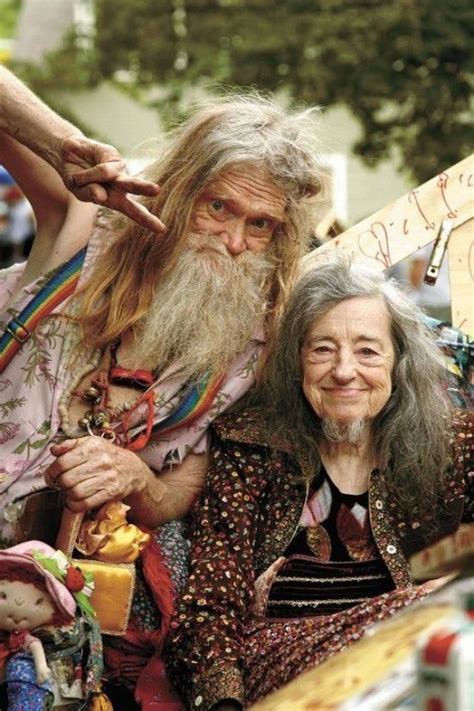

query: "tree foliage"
xmin=91 ymin=0 xmax=473 ymax=182
xmin=0 ymin=0 xmax=21 ymax=39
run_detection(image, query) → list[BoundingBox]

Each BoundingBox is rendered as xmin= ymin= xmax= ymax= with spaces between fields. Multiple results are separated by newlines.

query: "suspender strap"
xmin=0 ymin=247 xmax=87 ymax=373
xmin=150 ymin=371 xmax=225 ymax=437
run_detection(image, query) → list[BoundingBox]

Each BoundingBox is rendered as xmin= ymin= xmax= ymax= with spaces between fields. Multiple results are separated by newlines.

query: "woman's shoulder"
xmin=450 ymin=408 xmax=473 ymax=462
xmin=451 ymin=408 xmax=473 ymax=439
xmin=211 ymin=407 xmax=275 ymax=448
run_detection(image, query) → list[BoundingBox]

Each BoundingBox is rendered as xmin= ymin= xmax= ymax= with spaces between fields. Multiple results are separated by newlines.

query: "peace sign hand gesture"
xmin=59 ymin=135 xmax=166 ymax=234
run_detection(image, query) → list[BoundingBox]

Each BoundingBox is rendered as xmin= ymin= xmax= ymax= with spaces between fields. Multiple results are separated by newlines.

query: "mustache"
xmin=186 ymin=232 xmax=271 ymax=267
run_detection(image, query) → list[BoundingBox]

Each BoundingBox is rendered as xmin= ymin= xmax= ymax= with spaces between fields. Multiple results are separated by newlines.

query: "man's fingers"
xmin=71 ymin=183 xmax=108 ymax=205
xmin=65 ymin=491 xmax=111 ymax=513
xmin=50 ymin=439 xmax=81 ymax=457
xmin=63 ymin=475 xmax=106 ymax=503
xmin=61 ymin=135 xmax=122 ymax=166
xmin=65 ymin=162 xmax=124 ymax=188
xmin=47 ymin=439 xmax=88 ymax=487
xmin=67 ymin=172 xmax=161 ymax=202
xmin=115 ymin=195 xmax=166 ymax=233
xmin=115 ymin=177 xmax=161 ymax=197
xmin=64 ymin=173 xmax=165 ymax=232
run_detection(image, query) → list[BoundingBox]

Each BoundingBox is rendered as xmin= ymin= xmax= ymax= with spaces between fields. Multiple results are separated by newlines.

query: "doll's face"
xmin=0 ymin=580 xmax=55 ymax=631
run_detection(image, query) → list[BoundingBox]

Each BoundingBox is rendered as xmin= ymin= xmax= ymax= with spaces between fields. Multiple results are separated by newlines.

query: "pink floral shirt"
xmin=0 ymin=226 xmax=263 ymax=544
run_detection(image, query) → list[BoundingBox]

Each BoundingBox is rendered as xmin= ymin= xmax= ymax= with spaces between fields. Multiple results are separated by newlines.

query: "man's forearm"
xmin=125 ymin=452 xmax=208 ymax=528
xmin=0 ymin=67 xmax=82 ymax=170
xmin=124 ymin=467 xmax=169 ymax=528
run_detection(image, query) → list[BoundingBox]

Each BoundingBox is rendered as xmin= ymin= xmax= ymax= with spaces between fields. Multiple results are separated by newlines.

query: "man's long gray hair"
xmin=259 ymin=256 xmax=453 ymax=517
xmin=80 ymin=92 xmax=325 ymax=350
xmin=141 ymin=93 xmax=325 ymax=331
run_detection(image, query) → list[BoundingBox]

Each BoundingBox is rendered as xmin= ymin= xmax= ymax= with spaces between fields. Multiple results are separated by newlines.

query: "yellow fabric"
xmin=73 ymin=558 xmax=136 ymax=635
xmin=56 ymin=502 xmax=145 ymax=634
xmin=88 ymin=692 xmax=114 ymax=710
xmin=76 ymin=501 xmax=150 ymax=563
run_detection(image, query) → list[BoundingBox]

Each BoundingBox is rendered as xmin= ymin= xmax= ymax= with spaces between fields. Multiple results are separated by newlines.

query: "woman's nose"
xmin=332 ymin=352 xmax=356 ymax=381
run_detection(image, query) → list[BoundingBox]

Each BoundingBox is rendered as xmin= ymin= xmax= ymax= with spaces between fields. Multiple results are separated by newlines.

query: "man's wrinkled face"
xmin=301 ymin=297 xmax=395 ymax=425
xmin=191 ymin=166 xmax=287 ymax=255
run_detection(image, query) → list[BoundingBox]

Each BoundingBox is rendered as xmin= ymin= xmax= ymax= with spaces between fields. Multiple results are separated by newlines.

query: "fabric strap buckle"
xmin=5 ymin=317 xmax=31 ymax=343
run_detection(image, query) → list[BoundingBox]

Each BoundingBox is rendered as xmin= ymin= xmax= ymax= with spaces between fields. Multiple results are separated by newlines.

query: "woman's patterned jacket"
xmin=167 ymin=409 xmax=473 ymax=709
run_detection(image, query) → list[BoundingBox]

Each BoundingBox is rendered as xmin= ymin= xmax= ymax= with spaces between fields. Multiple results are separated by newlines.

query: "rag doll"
xmin=0 ymin=540 xmax=109 ymax=710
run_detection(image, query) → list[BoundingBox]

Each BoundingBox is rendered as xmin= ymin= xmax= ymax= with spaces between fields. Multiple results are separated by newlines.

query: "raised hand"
xmin=59 ymin=135 xmax=166 ymax=233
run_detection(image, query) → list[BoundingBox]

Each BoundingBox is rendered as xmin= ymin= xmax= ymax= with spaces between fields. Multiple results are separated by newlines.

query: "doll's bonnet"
xmin=0 ymin=540 xmax=76 ymax=619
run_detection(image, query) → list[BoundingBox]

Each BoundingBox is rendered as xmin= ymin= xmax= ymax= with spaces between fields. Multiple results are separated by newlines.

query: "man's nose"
xmin=218 ymin=222 xmax=247 ymax=256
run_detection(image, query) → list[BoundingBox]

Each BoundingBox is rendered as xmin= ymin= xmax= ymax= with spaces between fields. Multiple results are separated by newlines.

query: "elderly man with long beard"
xmin=0 ymin=68 xmax=323 ymax=707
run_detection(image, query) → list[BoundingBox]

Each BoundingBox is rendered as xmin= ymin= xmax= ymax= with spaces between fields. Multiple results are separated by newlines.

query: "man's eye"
xmin=253 ymin=218 xmax=270 ymax=230
xmin=210 ymin=199 xmax=224 ymax=212
xmin=35 ymin=597 xmax=44 ymax=606
xmin=0 ymin=591 xmax=6 ymax=600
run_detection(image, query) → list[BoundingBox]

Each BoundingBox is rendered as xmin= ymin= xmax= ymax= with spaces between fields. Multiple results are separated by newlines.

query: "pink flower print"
xmin=0 ymin=422 xmax=20 ymax=444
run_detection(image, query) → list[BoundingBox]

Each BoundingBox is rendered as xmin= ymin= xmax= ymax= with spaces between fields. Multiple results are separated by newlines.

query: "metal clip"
xmin=424 ymin=219 xmax=454 ymax=285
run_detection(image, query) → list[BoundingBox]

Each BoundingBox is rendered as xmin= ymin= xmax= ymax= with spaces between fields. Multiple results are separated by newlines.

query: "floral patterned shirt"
xmin=0 ymin=225 xmax=263 ymax=545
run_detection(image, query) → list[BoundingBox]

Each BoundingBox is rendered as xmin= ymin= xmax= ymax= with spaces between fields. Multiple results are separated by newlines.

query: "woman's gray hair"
xmin=260 ymin=256 xmax=453 ymax=518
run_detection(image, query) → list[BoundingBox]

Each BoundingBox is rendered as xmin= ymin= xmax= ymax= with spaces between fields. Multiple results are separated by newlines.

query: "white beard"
xmin=321 ymin=418 xmax=370 ymax=445
xmin=132 ymin=233 xmax=273 ymax=380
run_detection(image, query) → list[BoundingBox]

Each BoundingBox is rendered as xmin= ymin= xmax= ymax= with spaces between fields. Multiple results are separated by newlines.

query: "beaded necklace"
xmin=75 ymin=339 xmax=154 ymax=447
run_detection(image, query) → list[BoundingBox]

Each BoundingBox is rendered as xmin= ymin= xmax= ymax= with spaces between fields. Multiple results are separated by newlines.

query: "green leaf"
xmin=75 ymin=591 xmax=96 ymax=618
xmin=32 ymin=552 xmax=64 ymax=581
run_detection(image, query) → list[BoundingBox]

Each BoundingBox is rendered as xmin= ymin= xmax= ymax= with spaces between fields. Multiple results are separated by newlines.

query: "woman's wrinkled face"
xmin=301 ymin=297 xmax=395 ymax=424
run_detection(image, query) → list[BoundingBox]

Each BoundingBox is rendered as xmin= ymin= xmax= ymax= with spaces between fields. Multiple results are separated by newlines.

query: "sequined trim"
xmin=269 ymin=597 xmax=368 ymax=607
xmin=275 ymin=573 xmax=387 ymax=583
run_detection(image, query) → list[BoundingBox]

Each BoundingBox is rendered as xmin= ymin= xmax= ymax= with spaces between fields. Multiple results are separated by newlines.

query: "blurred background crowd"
xmin=1 ymin=0 xmax=471 ymax=323
xmin=0 ymin=164 xmax=35 ymax=268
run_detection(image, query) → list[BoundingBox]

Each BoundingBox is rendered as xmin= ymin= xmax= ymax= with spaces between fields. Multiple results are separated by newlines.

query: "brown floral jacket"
xmin=167 ymin=409 xmax=473 ymax=710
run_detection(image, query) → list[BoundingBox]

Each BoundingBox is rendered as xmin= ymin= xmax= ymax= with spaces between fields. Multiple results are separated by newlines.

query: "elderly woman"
xmin=167 ymin=258 xmax=473 ymax=710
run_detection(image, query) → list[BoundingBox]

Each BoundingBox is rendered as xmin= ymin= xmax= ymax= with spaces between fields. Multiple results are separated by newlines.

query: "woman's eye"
xmin=360 ymin=348 xmax=377 ymax=356
xmin=306 ymin=345 xmax=333 ymax=361
xmin=0 ymin=591 xmax=6 ymax=600
xmin=210 ymin=199 xmax=224 ymax=212
xmin=35 ymin=597 xmax=44 ymax=606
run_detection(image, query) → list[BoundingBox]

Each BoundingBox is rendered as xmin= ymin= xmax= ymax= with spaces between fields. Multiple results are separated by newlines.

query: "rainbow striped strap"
xmin=151 ymin=370 xmax=225 ymax=438
xmin=124 ymin=370 xmax=225 ymax=451
xmin=0 ymin=247 xmax=86 ymax=373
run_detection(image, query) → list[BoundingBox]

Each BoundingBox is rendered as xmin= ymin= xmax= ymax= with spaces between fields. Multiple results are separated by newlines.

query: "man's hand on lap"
xmin=45 ymin=436 xmax=150 ymax=512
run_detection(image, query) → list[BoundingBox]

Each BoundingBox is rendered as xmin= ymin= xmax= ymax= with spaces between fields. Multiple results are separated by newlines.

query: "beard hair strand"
xmin=321 ymin=417 xmax=369 ymax=445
